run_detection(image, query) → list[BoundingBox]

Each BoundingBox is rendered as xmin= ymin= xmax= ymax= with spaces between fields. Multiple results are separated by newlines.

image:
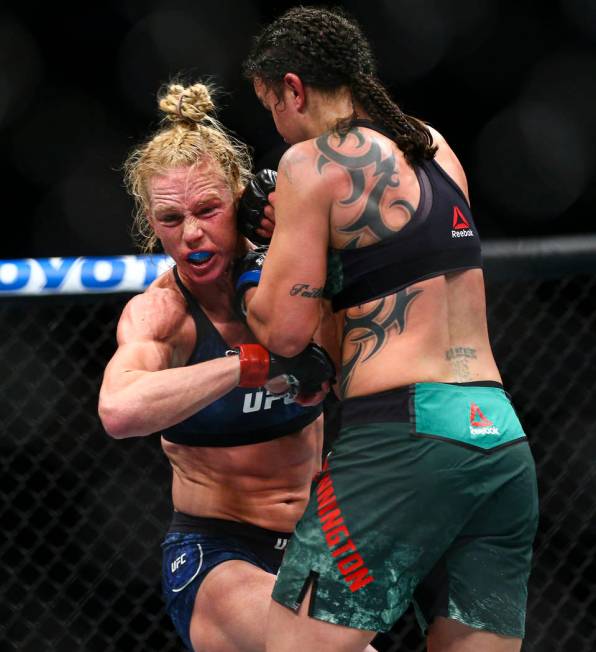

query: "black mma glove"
xmin=230 ymin=342 xmax=336 ymax=398
xmin=237 ymin=169 xmax=277 ymax=245
xmin=232 ymin=246 xmax=268 ymax=322
xmin=273 ymin=343 xmax=336 ymax=396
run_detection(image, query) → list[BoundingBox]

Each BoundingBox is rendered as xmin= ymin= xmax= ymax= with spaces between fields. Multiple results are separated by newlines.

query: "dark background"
xmin=2 ymin=4 xmax=596 ymax=651
xmin=2 ymin=0 xmax=596 ymax=261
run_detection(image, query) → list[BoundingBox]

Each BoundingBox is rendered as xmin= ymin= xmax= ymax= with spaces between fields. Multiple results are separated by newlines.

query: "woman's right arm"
xmin=98 ymin=289 xmax=240 ymax=439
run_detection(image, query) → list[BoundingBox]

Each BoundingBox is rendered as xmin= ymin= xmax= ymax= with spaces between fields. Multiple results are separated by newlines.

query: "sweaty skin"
xmin=99 ymin=162 xmax=324 ymax=531
xmin=122 ymin=271 xmax=324 ymax=530
xmin=98 ymin=158 xmax=341 ymax=652
xmin=248 ymin=57 xmax=521 ymax=652
xmin=247 ymin=121 xmax=501 ymax=395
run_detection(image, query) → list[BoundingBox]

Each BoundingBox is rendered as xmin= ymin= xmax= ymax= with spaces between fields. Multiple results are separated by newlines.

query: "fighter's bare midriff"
xmin=162 ymin=415 xmax=323 ymax=531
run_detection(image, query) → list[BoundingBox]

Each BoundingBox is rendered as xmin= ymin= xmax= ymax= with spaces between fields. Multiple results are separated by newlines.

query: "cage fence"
xmin=1 ymin=238 xmax=595 ymax=652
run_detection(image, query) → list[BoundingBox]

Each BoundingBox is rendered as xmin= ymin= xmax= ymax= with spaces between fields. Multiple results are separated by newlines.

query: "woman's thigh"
xmin=190 ymin=559 xmax=276 ymax=652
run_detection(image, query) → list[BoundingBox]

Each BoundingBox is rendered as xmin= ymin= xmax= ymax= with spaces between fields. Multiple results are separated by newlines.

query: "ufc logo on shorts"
xmin=274 ymin=538 xmax=289 ymax=551
xmin=171 ymin=553 xmax=186 ymax=573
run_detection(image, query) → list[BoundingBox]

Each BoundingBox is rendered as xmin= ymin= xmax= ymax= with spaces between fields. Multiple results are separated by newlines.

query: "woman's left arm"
xmin=247 ymin=142 xmax=331 ymax=357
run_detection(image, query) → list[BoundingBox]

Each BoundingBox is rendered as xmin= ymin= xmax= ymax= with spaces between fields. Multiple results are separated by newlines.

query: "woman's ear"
xmin=283 ymin=73 xmax=306 ymax=110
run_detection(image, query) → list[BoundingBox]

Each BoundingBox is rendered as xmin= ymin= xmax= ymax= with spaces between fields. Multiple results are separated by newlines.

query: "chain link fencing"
xmin=1 ymin=239 xmax=595 ymax=652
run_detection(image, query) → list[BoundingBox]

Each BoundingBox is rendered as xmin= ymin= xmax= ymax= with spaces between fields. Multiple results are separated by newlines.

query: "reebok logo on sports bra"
xmin=451 ymin=206 xmax=474 ymax=238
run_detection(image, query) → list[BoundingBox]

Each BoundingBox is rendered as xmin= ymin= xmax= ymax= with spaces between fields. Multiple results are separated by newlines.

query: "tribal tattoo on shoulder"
xmin=341 ymin=288 xmax=423 ymax=394
xmin=316 ymin=128 xmax=415 ymax=248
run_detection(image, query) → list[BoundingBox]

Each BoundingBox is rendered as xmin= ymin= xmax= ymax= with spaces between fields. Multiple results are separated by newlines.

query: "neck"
xmin=197 ymin=286 xmax=234 ymax=318
xmin=305 ymin=86 xmax=371 ymax=138
xmin=179 ymin=269 xmax=235 ymax=318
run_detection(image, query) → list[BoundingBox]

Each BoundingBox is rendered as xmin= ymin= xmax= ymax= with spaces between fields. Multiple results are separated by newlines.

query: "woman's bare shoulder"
xmin=426 ymin=125 xmax=469 ymax=201
xmin=118 ymin=281 xmax=189 ymax=343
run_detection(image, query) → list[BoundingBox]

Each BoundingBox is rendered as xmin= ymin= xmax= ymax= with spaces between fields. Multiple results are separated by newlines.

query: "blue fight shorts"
xmin=162 ymin=512 xmax=292 ymax=651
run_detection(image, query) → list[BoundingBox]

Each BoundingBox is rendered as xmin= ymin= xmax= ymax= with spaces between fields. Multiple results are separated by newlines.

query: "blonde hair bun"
xmin=159 ymin=83 xmax=215 ymax=124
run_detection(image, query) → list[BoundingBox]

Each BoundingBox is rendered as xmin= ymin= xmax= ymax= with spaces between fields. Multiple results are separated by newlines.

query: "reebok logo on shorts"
xmin=452 ymin=206 xmax=473 ymax=238
xmin=469 ymin=403 xmax=500 ymax=437
xmin=315 ymin=472 xmax=375 ymax=592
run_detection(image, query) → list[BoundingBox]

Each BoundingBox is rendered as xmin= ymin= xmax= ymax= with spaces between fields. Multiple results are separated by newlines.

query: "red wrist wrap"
xmin=237 ymin=344 xmax=271 ymax=387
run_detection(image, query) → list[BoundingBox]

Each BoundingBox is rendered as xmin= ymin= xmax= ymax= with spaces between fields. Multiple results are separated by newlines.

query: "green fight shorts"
xmin=272 ymin=381 xmax=539 ymax=638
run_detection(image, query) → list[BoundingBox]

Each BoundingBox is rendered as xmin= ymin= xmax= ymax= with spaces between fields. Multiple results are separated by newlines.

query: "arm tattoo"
xmin=341 ymin=288 xmax=422 ymax=394
xmin=315 ymin=128 xmax=415 ymax=248
xmin=289 ymin=284 xmax=323 ymax=298
xmin=445 ymin=347 xmax=477 ymax=382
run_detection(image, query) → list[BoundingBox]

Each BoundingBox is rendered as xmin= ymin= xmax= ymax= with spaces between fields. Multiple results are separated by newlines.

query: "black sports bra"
xmin=325 ymin=120 xmax=482 ymax=312
xmin=161 ymin=268 xmax=322 ymax=447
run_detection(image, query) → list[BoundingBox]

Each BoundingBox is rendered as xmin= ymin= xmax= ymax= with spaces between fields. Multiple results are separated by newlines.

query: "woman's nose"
xmin=183 ymin=216 xmax=204 ymax=244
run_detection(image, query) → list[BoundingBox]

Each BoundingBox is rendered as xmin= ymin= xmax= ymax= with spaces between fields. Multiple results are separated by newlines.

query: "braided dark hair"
xmin=244 ymin=6 xmax=436 ymax=165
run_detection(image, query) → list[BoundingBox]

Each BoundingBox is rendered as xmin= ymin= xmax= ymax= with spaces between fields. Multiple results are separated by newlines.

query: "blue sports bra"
xmin=161 ymin=268 xmax=322 ymax=447
xmin=325 ymin=120 xmax=483 ymax=311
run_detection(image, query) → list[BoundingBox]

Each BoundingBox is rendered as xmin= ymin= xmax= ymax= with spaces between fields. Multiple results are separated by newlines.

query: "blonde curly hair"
xmin=124 ymin=82 xmax=253 ymax=252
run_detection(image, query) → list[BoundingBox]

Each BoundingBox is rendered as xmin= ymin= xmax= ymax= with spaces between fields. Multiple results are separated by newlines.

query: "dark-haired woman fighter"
xmin=243 ymin=7 xmax=539 ymax=652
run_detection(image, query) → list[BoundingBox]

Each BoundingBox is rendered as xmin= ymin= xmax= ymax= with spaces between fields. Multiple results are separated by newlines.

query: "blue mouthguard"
xmin=188 ymin=251 xmax=213 ymax=262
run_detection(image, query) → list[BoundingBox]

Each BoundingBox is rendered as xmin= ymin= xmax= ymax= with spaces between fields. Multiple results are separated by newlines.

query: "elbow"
xmin=262 ymin=331 xmax=313 ymax=358
xmin=247 ymin=303 xmax=317 ymax=356
xmin=98 ymin=397 xmax=136 ymax=439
